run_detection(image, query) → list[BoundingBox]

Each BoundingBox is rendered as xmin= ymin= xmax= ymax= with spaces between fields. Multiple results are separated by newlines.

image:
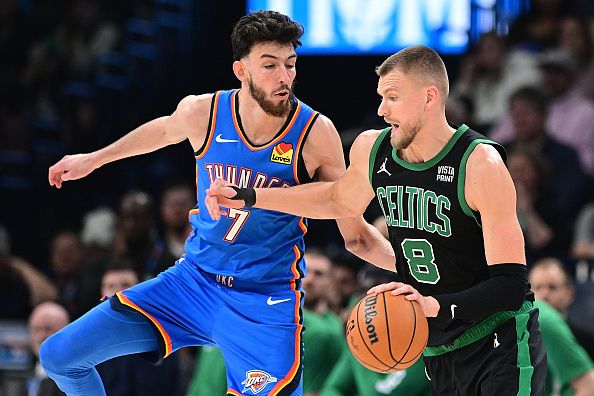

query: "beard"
xmin=390 ymin=120 xmax=423 ymax=149
xmin=248 ymin=79 xmax=293 ymax=118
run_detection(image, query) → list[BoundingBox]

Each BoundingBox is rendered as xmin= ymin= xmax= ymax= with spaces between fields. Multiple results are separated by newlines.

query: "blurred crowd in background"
xmin=1 ymin=0 xmax=594 ymax=395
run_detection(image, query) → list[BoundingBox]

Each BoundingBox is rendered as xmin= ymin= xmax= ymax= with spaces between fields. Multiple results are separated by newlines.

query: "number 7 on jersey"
xmin=223 ymin=208 xmax=250 ymax=242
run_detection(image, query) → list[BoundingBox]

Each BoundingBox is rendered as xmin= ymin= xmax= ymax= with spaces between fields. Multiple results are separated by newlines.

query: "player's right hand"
xmin=205 ymin=178 xmax=244 ymax=220
xmin=48 ymin=153 xmax=98 ymax=189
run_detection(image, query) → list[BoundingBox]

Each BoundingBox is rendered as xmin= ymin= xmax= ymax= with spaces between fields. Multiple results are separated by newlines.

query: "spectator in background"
xmin=530 ymin=258 xmax=594 ymax=360
xmin=49 ymin=231 xmax=89 ymax=318
xmin=508 ymin=0 xmax=567 ymax=51
xmin=301 ymin=251 xmax=343 ymax=396
xmin=507 ymin=148 xmax=564 ymax=261
xmin=572 ymin=202 xmax=594 ymax=262
xmin=112 ymin=191 xmax=162 ymax=278
xmin=501 ymin=86 xmax=588 ymax=222
xmin=186 ymin=346 xmax=227 ymax=396
xmin=327 ymin=258 xmax=360 ymax=321
xmin=0 ymin=252 xmax=33 ymax=319
xmin=96 ymin=263 xmax=181 ymax=396
xmin=534 ymin=299 xmax=594 ymax=396
xmin=492 ymin=49 xmax=594 ymax=175
xmin=558 ymin=14 xmax=594 ymax=101
xmin=80 ymin=206 xmax=117 ymax=267
xmin=452 ymin=32 xmax=540 ymax=131
xmin=539 ymin=49 xmax=594 ymax=176
xmin=27 ymin=302 xmax=69 ymax=396
xmin=152 ymin=183 xmax=194 ymax=276
xmin=0 ymin=225 xmax=57 ymax=320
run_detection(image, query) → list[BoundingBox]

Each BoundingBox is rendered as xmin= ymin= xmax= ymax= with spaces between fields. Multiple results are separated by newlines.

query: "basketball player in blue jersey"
xmin=207 ymin=45 xmax=547 ymax=395
xmin=43 ymin=10 xmax=395 ymax=396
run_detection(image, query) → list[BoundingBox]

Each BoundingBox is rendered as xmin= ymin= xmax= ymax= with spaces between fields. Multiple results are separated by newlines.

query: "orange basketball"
xmin=345 ymin=291 xmax=428 ymax=373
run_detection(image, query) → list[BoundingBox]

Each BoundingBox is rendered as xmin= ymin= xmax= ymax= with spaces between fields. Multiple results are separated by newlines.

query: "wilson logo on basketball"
xmin=364 ymin=294 xmax=379 ymax=344
xmin=241 ymin=370 xmax=278 ymax=394
xmin=270 ymin=142 xmax=293 ymax=165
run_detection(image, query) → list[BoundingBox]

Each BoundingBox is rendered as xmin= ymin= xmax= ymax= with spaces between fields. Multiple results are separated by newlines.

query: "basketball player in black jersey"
xmin=206 ymin=45 xmax=547 ymax=395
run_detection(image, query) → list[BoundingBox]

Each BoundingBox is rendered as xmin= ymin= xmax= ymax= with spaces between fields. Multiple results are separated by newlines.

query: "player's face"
xmin=530 ymin=266 xmax=574 ymax=313
xmin=243 ymin=42 xmax=297 ymax=117
xmin=377 ymin=70 xmax=426 ymax=149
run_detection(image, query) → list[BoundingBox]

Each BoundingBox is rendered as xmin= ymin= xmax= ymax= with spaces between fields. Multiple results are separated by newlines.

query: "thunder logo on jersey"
xmin=204 ymin=163 xmax=293 ymax=188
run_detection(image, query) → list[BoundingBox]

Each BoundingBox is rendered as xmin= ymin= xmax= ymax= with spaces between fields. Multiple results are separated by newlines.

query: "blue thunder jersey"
xmin=185 ymin=89 xmax=319 ymax=285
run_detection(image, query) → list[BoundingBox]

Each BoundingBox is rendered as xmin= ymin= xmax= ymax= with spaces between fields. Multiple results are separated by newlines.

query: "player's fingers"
xmin=390 ymin=285 xmax=415 ymax=296
xmin=204 ymin=195 xmax=220 ymax=220
xmin=404 ymin=293 xmax=420 ymax=301
xmin=367 ymin=281 xmax=401 ymax=294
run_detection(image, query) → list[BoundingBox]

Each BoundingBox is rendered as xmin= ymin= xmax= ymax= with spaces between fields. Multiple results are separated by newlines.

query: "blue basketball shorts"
xmin=112 ymin=257 xmax=305 ymax=396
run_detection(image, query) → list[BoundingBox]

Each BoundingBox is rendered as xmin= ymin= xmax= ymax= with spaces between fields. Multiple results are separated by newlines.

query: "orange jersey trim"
xmin=115 ymin=292 xmax=173 ymax=357
xmin=231 ymin=89 xmax=302 ymax=151
xmin=188 ymin=208 xmax=200 ymax=222
xmin=270 ymin=265 xmax=303 ymax=395
xmin=226 ymin=389 xmax=242 ymax=396
xmin=293 ymin=111 xmax=318 ymax=184
xmin=195 ymin=91 xmax=221 ymax=159
xmin=298 ymin=218 xmax=307 ymax=234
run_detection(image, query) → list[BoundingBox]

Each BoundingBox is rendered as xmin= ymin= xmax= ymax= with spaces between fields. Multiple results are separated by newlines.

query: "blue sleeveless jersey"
xmin=184 ymin=89 xmax=319 ymax=285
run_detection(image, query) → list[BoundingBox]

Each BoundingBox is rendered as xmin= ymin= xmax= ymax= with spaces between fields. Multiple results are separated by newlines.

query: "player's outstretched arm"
xmin=298 ymin=117 xmax=396 ymax=271
xmin=206 ymin=130 xmax=377 ymax=220
xmin=48 ymin=94 xmax=211 ymax=188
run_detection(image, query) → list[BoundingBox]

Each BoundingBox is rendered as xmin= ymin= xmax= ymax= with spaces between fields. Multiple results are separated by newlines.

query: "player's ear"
xmin=233 ymin=60 xmax=247 ymax=82
xmin=424 ymin=85 xmax=439 ymax=110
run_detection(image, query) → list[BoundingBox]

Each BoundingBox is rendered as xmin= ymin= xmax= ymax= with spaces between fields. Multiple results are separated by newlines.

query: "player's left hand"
xmin=367 ymin=282 xmax=440 ymax=317
xmin=204 ymin=178 xmax=244 ymax=220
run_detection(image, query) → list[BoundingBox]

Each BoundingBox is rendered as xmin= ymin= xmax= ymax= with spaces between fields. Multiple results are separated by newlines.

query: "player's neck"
xmin=398 ymin=114 xmax=455 ymax=164
xmin=237 ymin=89 xmax=290 ymax=144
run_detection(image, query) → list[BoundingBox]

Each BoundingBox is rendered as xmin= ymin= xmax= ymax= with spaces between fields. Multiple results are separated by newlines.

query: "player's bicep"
xmin=466 ymin=145 xmax=526 ymax=265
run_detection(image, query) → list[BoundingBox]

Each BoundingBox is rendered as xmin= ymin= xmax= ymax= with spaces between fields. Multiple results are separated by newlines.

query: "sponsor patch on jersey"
xmin=270 ymin=142 xmax=293 ymax=165
xmin=241 ymin=370 xmax=278 ymax=394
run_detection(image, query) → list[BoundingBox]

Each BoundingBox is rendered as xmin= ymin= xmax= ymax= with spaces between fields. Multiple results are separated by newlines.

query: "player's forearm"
xmin=340 ymin=220 xmax=396 ymax=272
xmin=93 ymin=117 xmax=182 ymax=168
xmin=253 ymin=182 xmax=357 ymax=219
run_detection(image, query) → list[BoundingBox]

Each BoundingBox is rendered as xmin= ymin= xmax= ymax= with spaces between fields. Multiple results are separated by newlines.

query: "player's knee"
xmin=40 ymin=331 xmax=76 ymax=375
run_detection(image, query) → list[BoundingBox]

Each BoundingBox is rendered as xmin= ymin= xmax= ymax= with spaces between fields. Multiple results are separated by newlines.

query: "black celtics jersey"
xmin=370 ymin=124 xmax=509 ymax=347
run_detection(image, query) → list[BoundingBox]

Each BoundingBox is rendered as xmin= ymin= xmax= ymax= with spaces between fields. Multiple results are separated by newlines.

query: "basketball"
xmin=345 ymin=291 xmax=428 ymax=373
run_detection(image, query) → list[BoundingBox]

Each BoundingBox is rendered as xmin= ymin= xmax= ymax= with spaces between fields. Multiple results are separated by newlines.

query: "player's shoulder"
xmin=467 ymin=143 xmax=505 ymax=167
xmin=172 ymin=93 xmax=215 ymax=127
xmin=177 ymin=93 xmax=214 ymax=114
xmin=352 ymin=128 xmax=387 ymax=149
xmin=466 ymin=142 xmax=507 ymax=180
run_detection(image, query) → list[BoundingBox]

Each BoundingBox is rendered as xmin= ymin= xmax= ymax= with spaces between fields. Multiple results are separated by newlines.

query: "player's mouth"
xmin=274 ymin=90 xmax=289 ymax=99
xmin=390 ymin=123 xmax=400 ymax=131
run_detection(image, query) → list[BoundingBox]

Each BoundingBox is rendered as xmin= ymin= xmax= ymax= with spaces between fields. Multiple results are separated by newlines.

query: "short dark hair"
xmin=376 ymin=45 xmax=449 ymax=100
xmin=231 ymin=10 xmax=304 ymax=60
xmin=509 ymin=86 xmax=548 ymax=115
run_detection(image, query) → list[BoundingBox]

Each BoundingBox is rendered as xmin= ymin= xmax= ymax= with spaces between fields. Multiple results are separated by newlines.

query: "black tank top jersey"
xmin=369 ymin=124 xmax=516 ymax=346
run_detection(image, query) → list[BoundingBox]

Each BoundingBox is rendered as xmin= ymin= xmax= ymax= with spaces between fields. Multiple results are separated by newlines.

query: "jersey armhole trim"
xmin=194 ymin=91 xmax=220 ymax=159
xmin=369 ymin=127 xmax=392 ymax=184
xmin=457 ymin=139 xmax=499 ymax=227
xmin=294 ymin=112 xmax=319 ymax=185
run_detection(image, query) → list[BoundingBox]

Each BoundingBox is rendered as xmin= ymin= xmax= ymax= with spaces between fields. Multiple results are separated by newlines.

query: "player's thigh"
xmin=216 ymin=289 xmax=303 ymax=396
xmin=479 ymin=310 xmax=546 ymax=396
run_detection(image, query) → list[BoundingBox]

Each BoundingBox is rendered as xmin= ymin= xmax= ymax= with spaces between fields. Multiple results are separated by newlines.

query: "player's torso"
xmin=185 ymin=89 xmax=319 ymax=284
xmin=370 ymin=125 xmax=506 ymax=345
